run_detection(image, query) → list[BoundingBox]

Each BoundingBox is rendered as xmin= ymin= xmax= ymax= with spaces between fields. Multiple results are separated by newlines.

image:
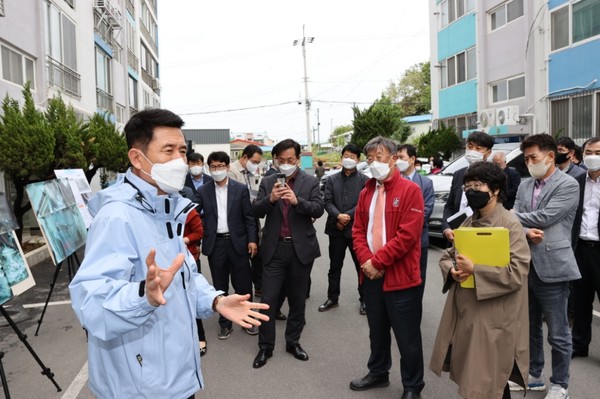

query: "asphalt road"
xmin=1 ymin=217 xmax=599 ymax=398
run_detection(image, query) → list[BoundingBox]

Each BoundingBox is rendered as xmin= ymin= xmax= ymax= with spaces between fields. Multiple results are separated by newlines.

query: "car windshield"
xmin=438 ymin=142 xmax=522 ymax=176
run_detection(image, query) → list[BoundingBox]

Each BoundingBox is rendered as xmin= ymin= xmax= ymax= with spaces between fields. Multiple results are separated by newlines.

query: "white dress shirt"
xmin=579 ymin=173 xmax=600 ymax=241
xmin=215 ymin=180 xmax=229 ymax=233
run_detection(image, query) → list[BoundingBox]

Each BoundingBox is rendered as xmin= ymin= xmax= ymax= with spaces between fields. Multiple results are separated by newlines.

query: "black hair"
xmin=272 ymin=139 xmax=301 ymax=158
xmin=520 ymin=134 xmax=557 ymax=155
xmin=341 ymin=143 xmax=361 ymax=158
xmin=397 ymin=144 xmax=417 ymax=159
xmin=187 ymin=152 xmax=204 ymax=163
xmin=556 ymin=136 xmax=576 ymax=151
xmin=463 ymin=161 xmax=507 ymax=203
xmin=207 ymin=151 xmax=231 ymax=166
xmin=433 ymin=158 xmax=444 ymax=168
xmin=583 ymin=137 xmax=600 ymax=151
xmin=466 ymin=131 xmax=495 ymax=150
xmin=317 ymin=160 xmax=323 ymax=166
xmin=124 ymin=108 xmax=184 ymax=150
xmin=242 ymin=144 xmax=263 ymax=158
xmin=414 ymin=159 xmax=423 ymax=166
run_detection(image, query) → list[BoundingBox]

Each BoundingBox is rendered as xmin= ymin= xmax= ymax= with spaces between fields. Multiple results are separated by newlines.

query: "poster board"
xmin=54 ymin=169 xmax=94 ymax=228
xmin=0 ymin=230 xmax=36 ymax=305
xmin=25 ymin=179 xmax=87 ymax=265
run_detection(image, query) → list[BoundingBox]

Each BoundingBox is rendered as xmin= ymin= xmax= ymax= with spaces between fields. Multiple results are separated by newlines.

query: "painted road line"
xmin=61 ymin=361 xmax=88 ymax=399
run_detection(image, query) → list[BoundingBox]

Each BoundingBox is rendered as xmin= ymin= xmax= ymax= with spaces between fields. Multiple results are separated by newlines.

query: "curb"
xmin=25 ymin=244 xmax=51 ymax=268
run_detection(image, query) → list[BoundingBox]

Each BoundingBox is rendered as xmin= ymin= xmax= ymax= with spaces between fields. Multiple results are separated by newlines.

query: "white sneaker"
xmin=544 ymin=384 xmax=569 ymax=399
xmin=508 ymin=373 xmax=546 ymax=392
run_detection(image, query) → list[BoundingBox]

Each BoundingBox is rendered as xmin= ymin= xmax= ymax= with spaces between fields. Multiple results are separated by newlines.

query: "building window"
xmin=551 ymin=6 xmax=569 ymax=51
xmin=490 ymin=0 xmax=524 ymax=31
xmin=551 ymin=94 xmax=595 ymax=140
xmin=129 ymin=75 xmax=138 ymax=110
xmin=116 ymin=103 xmax=125 ymax=124
xmin=491 ymin=76 xmax=525 ymax=103
xmin=440 ymin=47 xmax=476 ymax=89
xmin=0 ymin=0 xmax=5 ymax=17
xmin=95 ymin=47 xmax=111 ymax=93
xmin=440 ymin=0 xmax=475 ymax=28
xmin=46 ymin=2 xmax=79 ymax=96
xmin=573 ymin=0 xmax=600 ymax=44
xmin=64 ymin=0 xmax=74 ymax=9
xmin=1 ymin=45 xmax=35 ymax=89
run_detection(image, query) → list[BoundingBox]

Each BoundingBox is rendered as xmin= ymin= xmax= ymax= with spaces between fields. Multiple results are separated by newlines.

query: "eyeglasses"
xmin=208 ymin=164 xmax=227 ymax=171
xmin=463 ymin=182 xmax=486 ymax=191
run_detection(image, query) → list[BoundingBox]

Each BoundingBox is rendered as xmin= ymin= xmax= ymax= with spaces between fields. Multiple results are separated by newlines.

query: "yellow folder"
xmin=453 ymin=227 xmax=510 ymax=289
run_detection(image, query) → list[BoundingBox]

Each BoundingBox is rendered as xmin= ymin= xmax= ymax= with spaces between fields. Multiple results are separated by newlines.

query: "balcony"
xmin=46 ymin=56 xmax=81 ymax=98
xmin=139 ymin=23 xmax=158 ymax=54
xmin=141 ymin=68 xmax=152 ymax=87
xmin=96 ymin=88 xmax=114 ymax=113
xmin=94 ymin=0 xmax=122 ymax=30
xmin=127 ymin=48 xmax=139 ymax=72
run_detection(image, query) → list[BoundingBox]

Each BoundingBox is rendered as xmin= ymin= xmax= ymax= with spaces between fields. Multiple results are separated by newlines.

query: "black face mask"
xmin=465 ymin=189 xmax=491 ymax=210
xmin=555 ymin=152 xmax=569 ymax=165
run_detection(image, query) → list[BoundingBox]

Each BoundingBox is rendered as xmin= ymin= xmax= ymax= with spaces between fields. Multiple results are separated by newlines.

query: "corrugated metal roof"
xmin=183 ymin=129 xmax=230 ymax=144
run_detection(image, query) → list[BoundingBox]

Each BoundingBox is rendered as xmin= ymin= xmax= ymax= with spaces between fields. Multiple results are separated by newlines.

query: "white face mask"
xmin=465 ymin=149 xmax=485 ymax=165
xmin=137 ymin=151 xmax=188 ymax=194
xmin=369 ymin=160 xmax=392 ymax=181
xmin=583 ymin=154 xmax=600 ymax=171
xmin=279 ymin=163 xmax=297 ymax=177
xmin=341 ymin=158 xmax=357 ymax=170
xmin=396 ymin=159 xmax=410 ymax=173
xmin=246 ymin=161 xmax=259 ymax=174
xmin=190 ymin=165 xmax=203 ymax=176
xmin=211 ymin=170 xmax=228 ymax=182
xmin=527 ymin=155 xmax=551 ymax=179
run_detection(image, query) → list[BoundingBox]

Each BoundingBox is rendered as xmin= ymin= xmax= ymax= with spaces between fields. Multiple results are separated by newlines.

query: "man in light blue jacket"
xmin=69 ymin=109 xmax=268 ymax=399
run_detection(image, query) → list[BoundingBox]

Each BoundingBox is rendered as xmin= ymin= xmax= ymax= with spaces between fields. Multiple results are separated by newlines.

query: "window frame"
xmin=550 ymin=93 xmax=598 ymax=140
xmin=489 ymin=0 xmax=524 ymax=32
xmin=440 ymin=46 xmax=477 ymax=89
xmin=490 ymin=75 xmax=526 ymax=104
xmin=551 ymin=0 xmax=600 ymax=52
xmin=1 ymin=44 xmax=35 ymax=89
xmin=440 ymin=0 xmax=475 ymax=28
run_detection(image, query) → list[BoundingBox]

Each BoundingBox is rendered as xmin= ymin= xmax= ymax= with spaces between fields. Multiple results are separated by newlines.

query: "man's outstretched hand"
xmin=215 ymin=294 xmax=270 ymax=329
xmin=145 ymin=249 xmax=185 ymax=307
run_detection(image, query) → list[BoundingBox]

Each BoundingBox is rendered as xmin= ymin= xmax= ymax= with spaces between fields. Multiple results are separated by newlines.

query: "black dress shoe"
xmin=276 ymin=311 xmax=287 ymax=320
xmin=349 ymin=374 xmax=390 ymax=391
xmin=572 ymin=348 xmax=589 ymax=358
xmin=252 ymin=349 xmax=272 ymax=368
xmin=286 ymin=343 xmax=309 ymax=361
xmin=401 ymin=391 xmax=421 ymax=399
xmin=318 ymin=299 xmax=339 ymax=312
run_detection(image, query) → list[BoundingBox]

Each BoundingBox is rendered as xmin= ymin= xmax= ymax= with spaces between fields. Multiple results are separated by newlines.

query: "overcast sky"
xmin=158 ymin=1 xmax=431 ymax=143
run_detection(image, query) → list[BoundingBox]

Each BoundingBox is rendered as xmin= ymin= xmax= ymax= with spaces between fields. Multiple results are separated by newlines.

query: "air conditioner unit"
xmin=478 ymin=108 xmax=496 ymax=129
xmin=151 ymin=78 xmax=160 ymax=91
xmin=496 ymin=106 xmax=520 ymax=126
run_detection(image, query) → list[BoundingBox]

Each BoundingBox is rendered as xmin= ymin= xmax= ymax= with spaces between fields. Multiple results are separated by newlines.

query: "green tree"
xmin=330 ymin=124 xmax=353 ymax=148
xmin=416 ymin=122 xmax=462 ymax=160
xmin=351 ymin=96 xmax=409 ymax=150
xmin=0 ymin=84 xmax=55 ymax=242
xmin=81 ymin=112 xmax=129 ymax=183
xmin=383 ymin=61 xmax=431 ymax=117
xmin=46 ymin=95 xmax=87 ymax=171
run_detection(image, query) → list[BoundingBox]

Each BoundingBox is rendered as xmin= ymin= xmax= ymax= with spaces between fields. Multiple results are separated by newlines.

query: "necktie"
xmin=372 ymin=184 xmax=385 ymax=252
xmin=531 ymin=179 xmax=546 ymax=209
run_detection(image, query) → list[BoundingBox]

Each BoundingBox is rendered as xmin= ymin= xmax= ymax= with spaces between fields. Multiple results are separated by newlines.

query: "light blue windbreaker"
xmin=69 ymin=169 xmax=222 ymax=399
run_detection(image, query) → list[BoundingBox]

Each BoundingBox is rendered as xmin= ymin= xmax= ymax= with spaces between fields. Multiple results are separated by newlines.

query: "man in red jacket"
xmin=349 ymin=136 xmax=425 ymax=399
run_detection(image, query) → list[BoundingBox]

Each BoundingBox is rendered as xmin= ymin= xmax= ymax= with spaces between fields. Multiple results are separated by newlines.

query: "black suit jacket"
xmin=503 ymin=166 xmax=521 ymax=210
xmin=253 ymin=169 xmax=324 ymax=265
xmin=442 ymin=167 xmax=467 ymax=232
xmin=196 ymin=179 xmax=257 ymax=257
xmin=184 ymin=173 xmax=213 ymax=205
xmin=323 ymin=169 xmax=369 ymax=239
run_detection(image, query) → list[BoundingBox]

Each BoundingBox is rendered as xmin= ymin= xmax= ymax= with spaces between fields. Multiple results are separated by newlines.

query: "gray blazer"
xmin=514 ymin=169 xmax=581 ymax=283
xmin=252 ymin=169 xmax=324 ymax=265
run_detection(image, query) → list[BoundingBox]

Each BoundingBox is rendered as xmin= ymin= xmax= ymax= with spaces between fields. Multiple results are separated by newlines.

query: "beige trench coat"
xmin=429 ymin=204 xmax=531 ymax=399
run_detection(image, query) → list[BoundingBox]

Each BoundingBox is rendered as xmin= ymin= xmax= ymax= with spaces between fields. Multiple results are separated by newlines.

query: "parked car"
xmin=427 ymin=142 xmax=529 ymax=238
xmin=319 ymin=161 xmax=369 ymax=191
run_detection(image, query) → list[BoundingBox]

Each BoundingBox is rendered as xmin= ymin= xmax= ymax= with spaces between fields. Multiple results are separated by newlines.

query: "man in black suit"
xmin=492 ymin=151 xmax=521 ymax=210
xmin=196 ymin=151 xmax=258 ymax=339
xmin=318 ymin=143 xmax=369 ymax=314
xmin=442 ymin=131 xmax=494 ymax=242
xmin=184 ymin=152 xmax=213 ymax=204
xmin=251 ymin=139 xmax=324 ymax=368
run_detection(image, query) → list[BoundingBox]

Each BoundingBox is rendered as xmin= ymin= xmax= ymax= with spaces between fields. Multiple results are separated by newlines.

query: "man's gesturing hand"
xmin=145 ymin=249 xmax=185 ymax=307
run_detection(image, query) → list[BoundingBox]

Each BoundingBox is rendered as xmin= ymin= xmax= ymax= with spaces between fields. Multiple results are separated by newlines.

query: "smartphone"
xmin=276 ymin=173 xmax=286 ymax=187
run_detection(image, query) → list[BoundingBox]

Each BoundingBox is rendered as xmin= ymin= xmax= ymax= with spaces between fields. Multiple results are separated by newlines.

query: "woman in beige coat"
xmin=430 ymin=162 xmax=531 ymax=399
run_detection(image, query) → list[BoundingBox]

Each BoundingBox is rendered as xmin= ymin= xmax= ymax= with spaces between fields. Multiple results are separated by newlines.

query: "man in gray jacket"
xmin=318 ymin=143 xmax=369 ymax=314
xmin=512 ymin=134 xmax=581 ymax=399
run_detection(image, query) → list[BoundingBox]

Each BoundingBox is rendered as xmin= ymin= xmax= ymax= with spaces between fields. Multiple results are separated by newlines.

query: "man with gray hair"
xmin=350 ymin=136 xmax=425 ymax=399
xmin=492 ymin=151 xmax=521 ymax=210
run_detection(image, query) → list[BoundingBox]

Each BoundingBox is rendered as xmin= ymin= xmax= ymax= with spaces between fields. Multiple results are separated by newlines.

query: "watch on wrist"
xmin=212 ymin=294 xmax=224 ymax=312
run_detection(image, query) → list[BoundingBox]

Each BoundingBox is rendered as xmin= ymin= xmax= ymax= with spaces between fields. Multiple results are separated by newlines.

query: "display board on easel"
xmin=54 ymin=169 xmax=93 ymax=228
xmin=25 ymin=179 xmax=87 ymax=265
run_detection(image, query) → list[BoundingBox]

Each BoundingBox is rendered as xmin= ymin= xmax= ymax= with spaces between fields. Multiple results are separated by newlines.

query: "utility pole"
xmin=293 ymin=25 xmax=314 ymax=152
xmin=316 ymin=108 xmax=320 ymax=152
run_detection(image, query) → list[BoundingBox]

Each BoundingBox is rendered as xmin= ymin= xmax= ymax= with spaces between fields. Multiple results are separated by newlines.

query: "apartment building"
xmin=429 ymin=0 xmax=600 ymax=143
xmin=0 ymin=0 xmax=161 ymax=129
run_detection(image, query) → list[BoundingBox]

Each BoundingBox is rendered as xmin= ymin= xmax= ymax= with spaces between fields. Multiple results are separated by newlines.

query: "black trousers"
xmin=572 ymin=240 xmax=600 ymax=351
xmin=362 ymin=278 xmax=424 ymax=393
xmin=258 ymin=241 xmax=312 ymax=350
xmin=418 ymin=246 xmax=428 ymax=300
xmin=327 ymin=235 xmax=362 ymax=302
xmin=207 ymin=238 xmax=252 ymax=329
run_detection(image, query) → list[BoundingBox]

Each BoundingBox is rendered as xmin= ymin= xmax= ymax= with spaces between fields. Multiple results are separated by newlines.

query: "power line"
xmin=177 ymin=101 xmax=298 ymax=115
